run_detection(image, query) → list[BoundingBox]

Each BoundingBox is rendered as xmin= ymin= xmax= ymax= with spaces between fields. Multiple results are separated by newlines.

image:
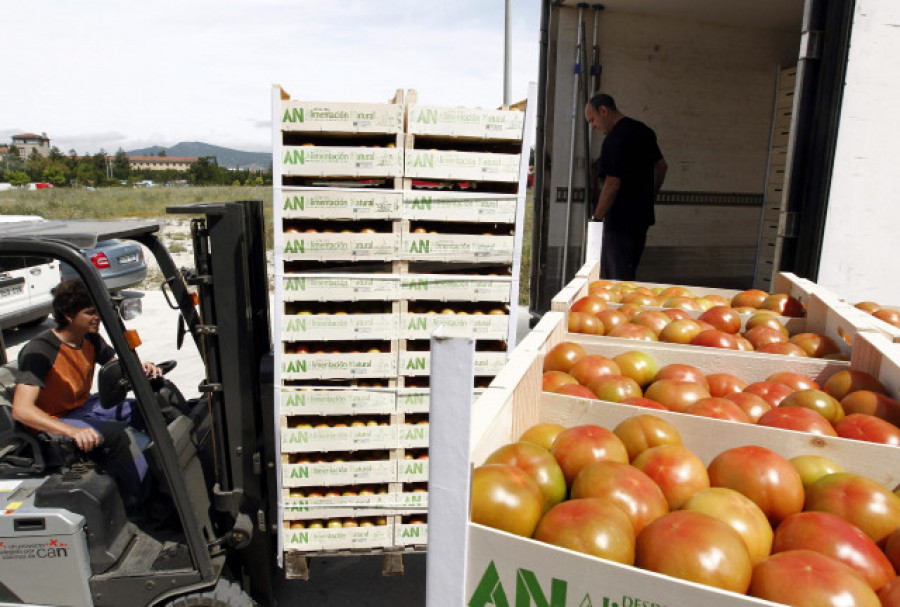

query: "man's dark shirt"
xmin=597 ymin=116 xmax=663 ymax=230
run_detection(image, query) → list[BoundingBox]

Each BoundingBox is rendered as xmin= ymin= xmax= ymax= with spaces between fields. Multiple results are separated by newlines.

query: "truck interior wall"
xmin=538 ymin=6 xmax=802 ymax=306
xmin=817 ymin=0 xmax=900 ymax=305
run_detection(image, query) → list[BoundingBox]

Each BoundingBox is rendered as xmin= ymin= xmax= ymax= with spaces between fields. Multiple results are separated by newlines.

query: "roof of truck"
xmin=0 ymin=218 xmax=161 ymax=249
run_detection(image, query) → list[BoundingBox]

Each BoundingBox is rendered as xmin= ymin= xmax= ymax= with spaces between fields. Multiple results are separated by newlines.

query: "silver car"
xmin=61 ymin=239 xmax=148 ymax=292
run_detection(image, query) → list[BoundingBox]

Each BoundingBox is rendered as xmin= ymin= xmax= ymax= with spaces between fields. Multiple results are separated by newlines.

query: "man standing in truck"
xmin=585 ymin=93 xmax=667 ymax=280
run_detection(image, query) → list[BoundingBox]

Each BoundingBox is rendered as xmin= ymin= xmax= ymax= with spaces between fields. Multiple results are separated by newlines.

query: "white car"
xmin=0 ymin=216 xmax=60 ymax=330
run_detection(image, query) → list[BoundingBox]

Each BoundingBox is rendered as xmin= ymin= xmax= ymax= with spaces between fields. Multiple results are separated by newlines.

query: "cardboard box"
xmin=400 ymin=232 xmax=514 ymax=263
xmin=281 ymin=146 xmax=402 ymax=178
xmin=281 ymin=188 xmax=402 ymax=220
xmin=397 ymin=423 xmax=430 ymax=449
xmin=407 ymin=104 xmax=524 ymax=140
xmin=394 ymin=521 xmax=428 ymax=547
xmin=283 ymin=489 xmax=428 ymax=520
xmin=280 ymin=388 xmax=397 ymax=416
xmin=282 ymin=313 xmax=399 ymax=341
xmin=282 ymin=459 xmax=398 ymax=488
xmin=282 ymin=232 xmax=399 ymax=262
xmin=283 ymin=523 xmax=394 ymax=551
xmin=399 ymin=275 xmax=512 ymax=303
xmin=401 ymin=312 xmax=508 ymax=340
xmin=281 ymin=100 xmax=403 ymax=134
xmin=399 ymin=351 xmax=508 ymax=378
xmin=281 ymin=424 xmax=398 ymax=453
xmin=397 ymin=457 xmax=429 ymax=483
xmin=401 ymin=191 xmax=517 ymax=223
xmin=282 ymin=274 xmax=400 ymax=302
xmin=282 ymin=352 xmax=397 ymax=380
xmin=396 ymin=388 xmax=431 ymax=414
xmin=404 ymin=150 xmax=520 ymax=183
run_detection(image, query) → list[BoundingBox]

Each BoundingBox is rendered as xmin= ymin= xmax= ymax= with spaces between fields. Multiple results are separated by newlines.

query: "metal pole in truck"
xmin=560 ymin=2 xmax=588 ymax=292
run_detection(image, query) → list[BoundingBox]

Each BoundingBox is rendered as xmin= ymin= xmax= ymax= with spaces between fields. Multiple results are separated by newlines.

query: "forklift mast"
xmin=163 ymin=200 xmax=279 ymax=600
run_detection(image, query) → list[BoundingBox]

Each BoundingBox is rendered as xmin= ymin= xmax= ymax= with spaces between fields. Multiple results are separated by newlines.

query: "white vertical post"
xmin=426 ymin=326 xmax=476 ymax=607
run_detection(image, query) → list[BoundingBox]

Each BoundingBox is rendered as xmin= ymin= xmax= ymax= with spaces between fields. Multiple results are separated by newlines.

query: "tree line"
xmin=1 ymin=147 xmax=272 ymax=188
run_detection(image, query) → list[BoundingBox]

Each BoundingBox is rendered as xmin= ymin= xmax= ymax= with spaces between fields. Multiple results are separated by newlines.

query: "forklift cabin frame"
xmin=0 ymin=201 xmax=277 ymax=606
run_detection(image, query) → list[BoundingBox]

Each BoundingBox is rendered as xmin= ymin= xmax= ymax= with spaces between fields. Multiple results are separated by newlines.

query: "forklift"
xmin=0 ymin=201 xmax=280 ymax=606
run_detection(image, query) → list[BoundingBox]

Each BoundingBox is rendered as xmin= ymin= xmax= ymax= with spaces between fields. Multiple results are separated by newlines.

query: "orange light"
xmin=190 ymin=292 xmax=199 ymax=306
xmin=124 ymin=329 xmax=142 ymax=349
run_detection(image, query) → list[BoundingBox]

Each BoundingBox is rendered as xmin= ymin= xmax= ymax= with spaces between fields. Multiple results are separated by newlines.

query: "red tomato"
xmin=567 ymin=354 xmax=621 ymax=386
xmin=632 ymin=444 xmax=709 ymax=510
xmin=683 ymin=487 xmax=773 ymax=565
xmin=691 ymin=329 xmax=739 ymax=350
xmin=607 ymin=323 xmax=658 ymax=342
xmin=643 ymin=379 xmax=711 ymax=413
xmin=661 ymin=308 xmax=692 ymax=321
xmin=823 ymin=369 xmax=887 ymax=401
xmin=570 ymin=294 xmax=608 ymax=316
xmin=567 ymin=311 xmax=603 ymax=335
xmin=541 ymin=370 xmax=578 ymax=392
xmin=631 ymin=310 xmax=672 ymax=336
xmin=745 ymin=311 xmax=790 ymax=336
xmin=657 ymin=318 xmax=703 ymax=345
xmin=533 ymin=498 xmax=636 ymax=564
xmin=766 ymin=371 xmax=820 ymax=392
xmin=789 ymin=332 xmax=842 ymax=358
xmin=772 ymin=511 xmax=896 ymax=591
xmin=470 ymin=464 xmax=544 ymax=537
xmin=654 ymin=363 xmax=709 ymax=389
xmin=706 ymin=372 xmax=747 ymax=397
xmin=757 ymin=406 xmax=838 ymax=436
xmin=834 ymin=413 xmax=900 ymax=446
xmin=595 ymin=308 xmax=628 ymax=333
xmin=750 ymin=550 xmax=880 ymax=606
xmin=885 ymin=529 xmax=900 ymax=574
xmin=518 ymin=423 xmax=566 ymax=451
xmin=708 ymin=445 xmax=804 ymax=525
xmin=731 ymin=289 xmax=768 ymax=309
xmin=743 ymin=325 xmax=789 ymax=350
xmin=725 ymin=392 xmax=772 ymax=423
xmin=612 ymin=350 xmax=659 ymax=387
xmin=612 ymin=414 xmax=683 ymax=462
xmin=756 ymin=342 xmax=809 ymax=356
xmin=840 ymin=390 xmax=900 ymax=426
xmin=685 ymin=397 xmax=752 ymax=423
xmin=789 ymin=454 xmax=844 ymax=489
xmin=571 ymin=461 xmax=669 ymax=534
xmin=874 ymin=308 xmax=900 ymax=328
xmin=622 ymin=291 xmax=659 ymax=307
xmin=779 ymin=388 xmax=845 ymax=423
xmin=879 ymin=576 xmax=900 ymax=607
xmin=550 ymin=424 xmax=629 ymax=486
xmin=586 ymin=374 xmax=642 ymax=403
xmin=743 ymin=380 xmax=795 ymax=407
xmin=698 ymin=305 xmax=742 ymax=334
xmin=636 ymin=510 xmax=753 ymax=593
xmin=761 ymin=293 xmax=804 ymax=317
xmin=660 ymin=296 xmax=702 ymax=311
xmin=543 ymin=341 xmax=586 ymax=373
xmin=484 ymin=442 xmax=567 ymax=512
xmin=804 ymin=473 xmax=900 ymax=545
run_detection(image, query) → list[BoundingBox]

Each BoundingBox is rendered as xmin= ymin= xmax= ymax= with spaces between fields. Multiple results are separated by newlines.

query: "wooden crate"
xmin=450 ymin=328 xmax=900 ymax=607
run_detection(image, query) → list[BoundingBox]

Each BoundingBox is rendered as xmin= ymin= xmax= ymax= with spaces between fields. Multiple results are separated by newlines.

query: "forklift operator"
xmin=11 ymin=278 xmax=161 ymax=505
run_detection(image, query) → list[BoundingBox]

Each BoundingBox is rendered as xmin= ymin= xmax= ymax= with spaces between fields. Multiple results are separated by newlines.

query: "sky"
xmin=1 ymin=1 xmax=541 ymax=155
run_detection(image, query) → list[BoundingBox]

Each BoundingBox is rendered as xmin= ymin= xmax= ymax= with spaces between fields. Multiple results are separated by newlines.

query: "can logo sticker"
xmin=1 ymin=539 xmax=70 ymax=560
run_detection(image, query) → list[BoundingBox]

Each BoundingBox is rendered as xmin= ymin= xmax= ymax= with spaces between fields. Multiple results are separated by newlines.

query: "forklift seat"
xmin=0 ymin=362 xmax=47 ymax=477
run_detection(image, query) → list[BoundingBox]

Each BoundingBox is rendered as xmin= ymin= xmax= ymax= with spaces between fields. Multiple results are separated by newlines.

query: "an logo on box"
xmin=284 ymin=196 xmax=305 ymax=211
xmin=468 ymin=562 xmax=666 ymax=607
xmin=283 ymin=149 xmax=305 ymax=165
xmin=412 ymin=108 xmax=439 ymax=124
xmin=283 ymin=107 xmax=304 ymax=123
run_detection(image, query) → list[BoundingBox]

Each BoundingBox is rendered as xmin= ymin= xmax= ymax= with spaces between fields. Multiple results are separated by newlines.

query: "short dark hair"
xmin=51 ymin=279 xmax=93 ymax=328
xmin=589 ymin=94 xmax=617 ymax=111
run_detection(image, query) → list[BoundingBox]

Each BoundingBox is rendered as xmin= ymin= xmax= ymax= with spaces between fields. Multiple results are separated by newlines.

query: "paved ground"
xmin=3 ymin=290 xmax=533 ymax=606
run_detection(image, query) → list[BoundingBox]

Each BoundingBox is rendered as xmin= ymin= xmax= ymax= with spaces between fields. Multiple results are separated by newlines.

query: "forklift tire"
xmin=161 ymin=579 xmax=255 ymax=607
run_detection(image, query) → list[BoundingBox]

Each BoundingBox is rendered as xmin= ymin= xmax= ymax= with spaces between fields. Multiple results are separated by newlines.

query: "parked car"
xmin=60 ymin=239 xmax=147 ymax=292
xmin=0 ymin=216 xmax=60 ymax=331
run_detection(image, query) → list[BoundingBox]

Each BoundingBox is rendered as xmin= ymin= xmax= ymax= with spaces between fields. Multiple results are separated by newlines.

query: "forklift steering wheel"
xmin=156 ymin=360 xmax=177 ymax=375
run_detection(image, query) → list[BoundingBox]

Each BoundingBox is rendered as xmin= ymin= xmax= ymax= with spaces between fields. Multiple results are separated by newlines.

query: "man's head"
xmin=51 ymin=279 xmax=94 ymax=328
xmin=585 ymin=93 xmax=621 ymax=135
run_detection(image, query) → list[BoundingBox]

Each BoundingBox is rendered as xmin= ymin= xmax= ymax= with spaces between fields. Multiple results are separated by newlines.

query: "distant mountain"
xmin=126 ymin=142 xmax=270 ymax=170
